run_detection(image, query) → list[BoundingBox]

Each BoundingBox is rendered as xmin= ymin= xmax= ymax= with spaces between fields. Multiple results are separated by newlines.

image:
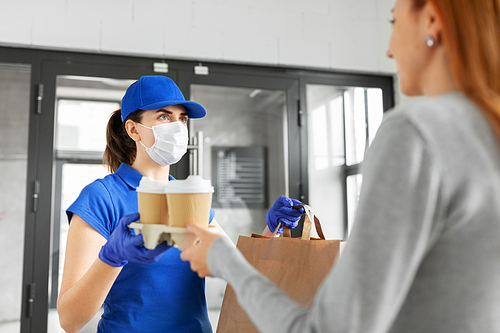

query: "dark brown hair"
xmin=412 ymin=0 xmax=500 ymax=138
xmin=103 ymin=109 xmax=146 ymax=173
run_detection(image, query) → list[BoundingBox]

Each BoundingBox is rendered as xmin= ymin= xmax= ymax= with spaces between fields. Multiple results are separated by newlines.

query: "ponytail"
xmin=103 ymin=109 xmax=145 ymax=173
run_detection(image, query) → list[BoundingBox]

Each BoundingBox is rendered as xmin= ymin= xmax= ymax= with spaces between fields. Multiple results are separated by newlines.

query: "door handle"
xmin=187 ymin=131 xmax=204 ymax=177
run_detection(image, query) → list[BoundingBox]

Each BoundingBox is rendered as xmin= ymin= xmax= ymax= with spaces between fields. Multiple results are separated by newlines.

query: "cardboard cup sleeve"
xmin=166 ymin=192 xmax=212 ymax=228
xmin=138 ymin=192 xmax=169 ymax=225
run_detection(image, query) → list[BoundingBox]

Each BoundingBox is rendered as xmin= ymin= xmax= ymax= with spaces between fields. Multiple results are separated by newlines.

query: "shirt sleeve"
xmin=208 ymin=111 xmax=446 ymax=333
xmin=66 ymin=179 xmax=116 ymax=239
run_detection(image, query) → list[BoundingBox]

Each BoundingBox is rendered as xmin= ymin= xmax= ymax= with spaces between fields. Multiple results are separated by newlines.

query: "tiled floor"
xmin=0 ymin=320 xmax=19 ymax=333
xmin=0 ymin=308 xmax=221 ymax=332
xmin=46 ymin=307 xmax=221 ymax=332
xmin=2 ymin=276 xmax=225 ymax=333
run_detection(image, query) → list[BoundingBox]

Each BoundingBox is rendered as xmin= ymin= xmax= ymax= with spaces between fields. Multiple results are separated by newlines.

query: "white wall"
xmin=0 ymin=0 xmax=398 ymax=75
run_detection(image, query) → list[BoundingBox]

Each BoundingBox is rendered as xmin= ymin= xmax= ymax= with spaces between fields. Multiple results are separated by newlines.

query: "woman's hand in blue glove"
xmin=99 ymin=213 xmax=171 ymax=267
xmin=265 ymin=196 xmax=305 ymax=235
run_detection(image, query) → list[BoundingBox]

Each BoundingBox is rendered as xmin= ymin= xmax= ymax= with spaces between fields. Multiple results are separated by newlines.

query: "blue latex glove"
xmin=265 ymin=196 xmax=305 ymax=234
xmin=99 ymin=212 xmax=171 ymax=267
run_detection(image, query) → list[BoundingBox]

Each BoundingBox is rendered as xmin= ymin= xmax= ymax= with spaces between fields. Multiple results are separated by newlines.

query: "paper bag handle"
xmin=282 ymin=225 xmax=291 ymax=238
xmin=280 ymin=204 xmax=326 ymax=240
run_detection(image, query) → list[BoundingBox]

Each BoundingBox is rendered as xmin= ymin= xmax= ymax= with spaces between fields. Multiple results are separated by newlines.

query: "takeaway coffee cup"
xmin=136 ymin=177 xmax=169 ymax=225
xmin=165 ymin=175 xmax=214 ymax=228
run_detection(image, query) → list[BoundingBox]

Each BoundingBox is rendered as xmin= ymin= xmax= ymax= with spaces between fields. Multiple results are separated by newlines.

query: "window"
xmin=307 ymin=85 xmax=385 ymax=239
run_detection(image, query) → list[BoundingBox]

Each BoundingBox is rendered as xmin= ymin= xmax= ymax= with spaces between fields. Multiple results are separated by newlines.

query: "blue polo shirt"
xmin=67 ymin=163 xmax=213 ymax=333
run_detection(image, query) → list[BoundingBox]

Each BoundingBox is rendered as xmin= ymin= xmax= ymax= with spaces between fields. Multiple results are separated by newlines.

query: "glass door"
xmin=190 ymin=84 xmax=289 ymax=239
xmin=183 ymin=73 xmax=300 ymax=331
xmin=35 ymin=60 xmax=174 ymax=333
xmin=0 ymin=63 xmax=31 ymax=333
xmin=48 ymin=75 xmax=133 ymax=332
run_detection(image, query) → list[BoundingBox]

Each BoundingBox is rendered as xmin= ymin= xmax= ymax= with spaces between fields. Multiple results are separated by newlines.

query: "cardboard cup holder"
xmin=133 ymin=175 xmax=215 ymax=251
xmin=129 ymin=222 xmax=213 ymax=251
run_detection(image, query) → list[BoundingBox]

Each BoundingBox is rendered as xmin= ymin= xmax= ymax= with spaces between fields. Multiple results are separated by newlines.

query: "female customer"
xmin=57 ymin=75 xmax=222 ymax=332
xmin=181 ymin=0 xmax=500 ymax=332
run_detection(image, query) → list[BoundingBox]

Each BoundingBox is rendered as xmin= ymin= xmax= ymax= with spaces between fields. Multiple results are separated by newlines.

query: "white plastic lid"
xmin=164 ymin=175 xmax=214 ymax=193
xmin=136 ymin=177 xmax=169 ymax=194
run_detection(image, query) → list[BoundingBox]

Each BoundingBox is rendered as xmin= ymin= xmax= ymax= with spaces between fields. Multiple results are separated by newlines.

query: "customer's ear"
xmin=422 ymin=1 xmax=442 ymax=45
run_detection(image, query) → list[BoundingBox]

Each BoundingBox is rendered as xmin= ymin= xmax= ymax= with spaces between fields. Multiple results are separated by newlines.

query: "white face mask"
xmin=138 ymin=121 xmax=189 ymax=166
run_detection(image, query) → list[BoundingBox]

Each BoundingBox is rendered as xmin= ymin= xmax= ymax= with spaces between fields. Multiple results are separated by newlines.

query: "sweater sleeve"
xmin=208 ymin=111 xmax=445 ymax=333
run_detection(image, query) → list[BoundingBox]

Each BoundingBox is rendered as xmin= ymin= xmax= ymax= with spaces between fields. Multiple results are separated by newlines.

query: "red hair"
xmin=414 ymin=0 xmax=500 ymax=137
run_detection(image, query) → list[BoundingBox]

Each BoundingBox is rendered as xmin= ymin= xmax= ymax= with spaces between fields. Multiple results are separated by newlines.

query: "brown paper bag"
xmin=216 ymin=205 xmax=341 ymax=333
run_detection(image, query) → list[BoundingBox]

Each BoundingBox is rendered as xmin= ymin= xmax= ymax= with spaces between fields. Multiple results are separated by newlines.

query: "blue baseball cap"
xmin=120 ymin=75 xmax=207 ymax=122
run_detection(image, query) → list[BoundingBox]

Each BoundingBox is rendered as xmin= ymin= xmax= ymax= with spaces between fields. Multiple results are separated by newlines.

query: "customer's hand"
xmin=265 ymin=196 xmax=305 ymax=235
xmin=99 ymin=213 xmax=171 ymax=267
xmin=180 ymin=223 xmax=225 ymax=278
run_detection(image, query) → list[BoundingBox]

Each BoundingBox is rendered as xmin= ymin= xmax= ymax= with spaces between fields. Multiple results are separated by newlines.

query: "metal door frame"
xmin=31 ymin=56 xmax=177 ymax=333
xmin=0 ymin=46 xmax=393 ymax=333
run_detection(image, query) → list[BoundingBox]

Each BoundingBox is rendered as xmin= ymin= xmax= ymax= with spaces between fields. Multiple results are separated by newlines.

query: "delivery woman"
xmin=57 ymin=75 xmax=222 ymax=333
xmin=181 ymin=0 xmax=500 ymax=332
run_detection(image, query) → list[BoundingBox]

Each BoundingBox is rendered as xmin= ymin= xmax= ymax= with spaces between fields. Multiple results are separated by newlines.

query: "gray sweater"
xmin=208 ymin=92 xmax=500 ymax=333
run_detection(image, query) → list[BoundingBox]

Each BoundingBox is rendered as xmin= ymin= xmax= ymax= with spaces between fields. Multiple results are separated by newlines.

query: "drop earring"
xmin=426 ymin=35 xmax=435 ymax=47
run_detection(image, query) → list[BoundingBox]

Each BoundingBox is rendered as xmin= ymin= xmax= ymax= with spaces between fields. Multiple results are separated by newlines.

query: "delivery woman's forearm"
xmin=57 ymin=259 xmax=122 ymax=332
xmin=57 ymin=215 xmax=121 ymax=332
